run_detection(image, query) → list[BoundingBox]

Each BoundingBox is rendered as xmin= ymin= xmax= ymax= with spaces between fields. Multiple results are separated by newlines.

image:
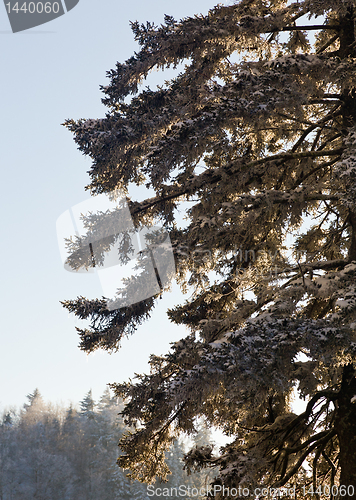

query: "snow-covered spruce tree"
xmin=63 ymin=0 xmax=356 ymax=496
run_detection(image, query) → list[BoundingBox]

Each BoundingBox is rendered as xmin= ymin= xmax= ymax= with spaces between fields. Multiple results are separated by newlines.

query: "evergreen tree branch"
xmin=316 ymin=34 xmax=340 ymax=54
xmin=129 ymin=150 xmax=343 ymax=218
xmin=277 ymin=25 xmax=340 ymax=32
xmin=273 ymin=429 xmax=337 ymax=488
xmin=322 ymin=450 xmax=337 ymax=490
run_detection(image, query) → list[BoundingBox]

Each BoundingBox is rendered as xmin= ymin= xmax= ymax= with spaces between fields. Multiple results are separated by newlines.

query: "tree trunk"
xmin=335 ymin=365 xmax=356 ymax=497
xmin=348 ymin=212 xmax=356 ymax=262
xmin=340 ymin=7 xmax=356 ymax=126
xmin=338 ymin=6 xmax=355 ymax=58
xmin=338 ymin=17 xmax=356 ymax=491
xmin=339 ymin=10 xmax=356 ymax=264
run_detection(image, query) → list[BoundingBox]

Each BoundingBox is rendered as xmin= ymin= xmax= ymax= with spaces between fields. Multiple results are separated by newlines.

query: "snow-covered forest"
xmin=0 ymin=389 xmax=211 ymax=500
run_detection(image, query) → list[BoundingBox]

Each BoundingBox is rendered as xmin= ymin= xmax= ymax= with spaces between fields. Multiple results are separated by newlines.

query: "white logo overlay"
xmin=56 ymin=190 xmax=175 ymax=311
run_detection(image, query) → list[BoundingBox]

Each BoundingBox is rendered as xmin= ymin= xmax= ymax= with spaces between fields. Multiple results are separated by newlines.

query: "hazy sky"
xmin=1 ymin=0 xmax=229 ymax=411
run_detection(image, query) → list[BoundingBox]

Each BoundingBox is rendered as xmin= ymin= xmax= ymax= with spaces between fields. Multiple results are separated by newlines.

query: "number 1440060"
xmin=5 ymin=2 xmax=60 ymax=14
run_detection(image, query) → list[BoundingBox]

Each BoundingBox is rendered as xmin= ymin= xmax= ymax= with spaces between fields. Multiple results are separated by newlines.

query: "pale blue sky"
xmin=0 ymin=0 xmax=228 ymax=410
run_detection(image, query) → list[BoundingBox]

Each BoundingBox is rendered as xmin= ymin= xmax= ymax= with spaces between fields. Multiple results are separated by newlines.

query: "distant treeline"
xmin=0 ymin=388 xmax=213 ymax=500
